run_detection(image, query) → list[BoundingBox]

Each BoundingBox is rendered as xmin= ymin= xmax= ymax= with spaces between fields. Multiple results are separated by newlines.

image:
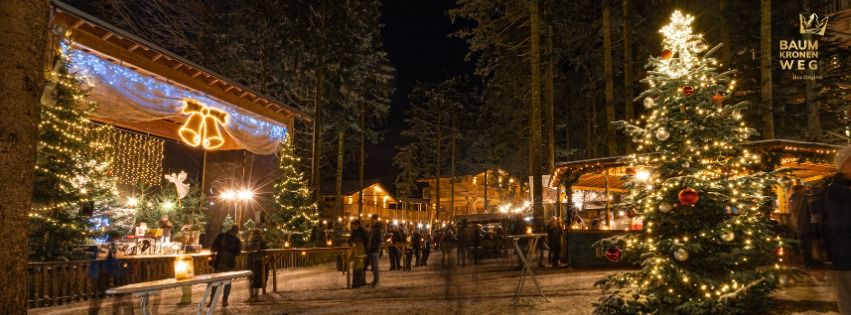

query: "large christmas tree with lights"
xmin=594 ymin=11 xmax=782 ymax=314
xmin=269 ymin=137 xmax=319 ymax=246
xmin=30 ymin=53 xmax=118 ymax=261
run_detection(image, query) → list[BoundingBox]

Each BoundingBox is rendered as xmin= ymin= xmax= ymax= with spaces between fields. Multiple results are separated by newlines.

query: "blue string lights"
xmin=64 ymin=43 xmax=288 ymax=149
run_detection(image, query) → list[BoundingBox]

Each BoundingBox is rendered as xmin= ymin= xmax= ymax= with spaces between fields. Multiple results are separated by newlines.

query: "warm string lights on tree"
xmin=267 ymin=137 xmax=319 ymax=246
xmin=96 ymin=128 xmax=165 ymax=185
xmin=595 ymin=11 xmax=784 ymax=314
xmin=30 ymin=43 xmax=119 ymax=261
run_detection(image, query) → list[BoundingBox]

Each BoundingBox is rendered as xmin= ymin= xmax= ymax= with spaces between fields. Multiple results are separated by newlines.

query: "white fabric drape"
xmin=67 ymin=47 xmax=287 ymax=155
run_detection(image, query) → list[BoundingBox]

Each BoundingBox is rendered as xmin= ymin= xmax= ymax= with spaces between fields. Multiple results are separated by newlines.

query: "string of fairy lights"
xmin=99 ymin=128 xmax=165 ymax=185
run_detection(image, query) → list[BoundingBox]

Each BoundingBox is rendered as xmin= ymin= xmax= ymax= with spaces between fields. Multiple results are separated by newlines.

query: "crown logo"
xmin=799 ymin=13 xmax=828 ymax=36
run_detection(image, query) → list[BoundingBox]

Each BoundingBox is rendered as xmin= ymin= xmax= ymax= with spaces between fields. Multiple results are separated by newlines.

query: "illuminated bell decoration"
xmin=174 ymin=255 xmax=195 ymax=280
xmin=682 ymin=86 xmax=695 ymax=96
xmin=660 ymin=49 xmax=674 ymax=61
xmin=711 ymin=93 xmax=724 ymax=104
xmin=655 ymin=127 xmax=670 ymax=141
xmin=604 ymin=247 xmax=622 ymax=262
xmin=178 ymin=99 xmax=229 ymax=150
xmin=721 ymin=231 xmax=735 ymax=242
xmin=674 ymin=248 xmax=689 ymax=262
xmin=677 ymin=188 xmax=700 ymax=206
xmin=659 ymin=202 xmax=674 ymax=213
xmin=643 ymin=97 xmax=655 ymax=108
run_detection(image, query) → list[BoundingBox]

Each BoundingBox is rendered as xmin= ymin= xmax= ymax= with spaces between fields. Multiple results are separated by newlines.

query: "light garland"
xmin=97 ymin=128 xmax=165 ymax=185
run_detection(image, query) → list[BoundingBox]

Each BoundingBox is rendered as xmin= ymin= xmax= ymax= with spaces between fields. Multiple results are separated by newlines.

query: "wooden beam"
xmin=191 ymin=70 xmax=203 ymax=78
xmin=68 ymin=29 xmax=292 ymax=126
xmin=71 ymin=19 xmax=85 ymax=29
xmin=569 ymin=185 xmax=628 ymax=193
xmin=172 ymin=63 xmax=183 ymax=70
xmin=224 ymin=85 xmax=235 ymax=93
xmin=208 ymin=78 xmax=219 ymax=86
xmin=151 ymin=53 xmax=162 ymax=62
xmin=127 ymin=43 xmax=140 ymax=52
xmin=100 ymin=32 xmax=113 ymax=40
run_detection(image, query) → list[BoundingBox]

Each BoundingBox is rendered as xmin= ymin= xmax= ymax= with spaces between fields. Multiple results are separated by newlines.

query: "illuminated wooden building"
xmin=548 ymin=139 xmax=841 ymax=230
xmin=418 ymin=169 xmax=525 ymax=220
xmin=50 ymin=2 xmax=311 ymax=245
xmin=320 ymin=180 xmax=429 ymax=223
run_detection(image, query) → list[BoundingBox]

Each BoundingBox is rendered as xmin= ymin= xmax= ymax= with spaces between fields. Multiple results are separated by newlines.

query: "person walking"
xmin=421 ymin=233 xmax=432 ymax=266
xmin=366 ymin=214 xmax=384 ymax=287
xmin=348 ymin=220 xmax=368 ymax=288
xmin=246 ymin=229 xmax=268 ymax=301
xmin=458 ymin=220 xmax=474 ymax=267
xmin=825 ymin=146 xmax=851 ymax=314
xmin=547 ymin=217 xmax=563 ymax=268
xmin=788 ymin=184 xmax=815 ymax=266
xmin=209 ymin=226 xmax=241 ymax=307
xmin=411 ymin=229 xmax=422 ymax=267
xmin=389 ymin=226 xmax=403 ymax=271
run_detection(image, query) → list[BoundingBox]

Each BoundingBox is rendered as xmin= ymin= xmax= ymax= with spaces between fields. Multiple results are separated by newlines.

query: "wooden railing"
xmin=343 ymin=204 xmax=429 ymax=222
xmin=27 ymin=247 xmax=349 ymax=309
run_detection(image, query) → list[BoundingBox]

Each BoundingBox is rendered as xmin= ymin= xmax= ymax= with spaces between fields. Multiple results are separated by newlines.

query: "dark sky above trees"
xmin=370 ymin=0 xmax=474 ymax=182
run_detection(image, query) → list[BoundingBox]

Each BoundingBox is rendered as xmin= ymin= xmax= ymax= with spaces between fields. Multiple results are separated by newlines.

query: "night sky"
xmin=367 ymin=0 xmax=475 ymax=184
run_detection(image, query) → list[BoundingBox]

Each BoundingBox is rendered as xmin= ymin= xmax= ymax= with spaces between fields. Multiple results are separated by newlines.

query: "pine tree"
xmin=594 ymin=12 xmax=782 ymax=314
xmin=30 ymin=53 xmax=118 ymax=261
xmin=270 ymin=138 xmax=319 ymax=246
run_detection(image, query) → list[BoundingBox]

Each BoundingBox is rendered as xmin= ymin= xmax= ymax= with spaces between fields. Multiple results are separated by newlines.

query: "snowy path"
xmin=29 ymin=252 xmax=840 ymax=315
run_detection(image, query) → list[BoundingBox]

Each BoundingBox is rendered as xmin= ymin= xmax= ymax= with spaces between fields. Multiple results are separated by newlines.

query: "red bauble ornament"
xmin=678 ymin=188 xmax=700 ymax=206
xmin=605 ymin=247 xmax=622 ymax=262
xmin=711 ymin=93 xmax=724 ymax=103
xmin=775 ymin=247 xmax=786 ymax=257
xmin=660 ymin=49 xmax=673 ymax=61
xmin=682 ymin=86 xmax=695 ymax=96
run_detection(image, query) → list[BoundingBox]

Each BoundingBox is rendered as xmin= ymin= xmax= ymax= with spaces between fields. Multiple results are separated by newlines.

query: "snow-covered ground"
xmin=29 ymin=252 xmax=840 ymax=315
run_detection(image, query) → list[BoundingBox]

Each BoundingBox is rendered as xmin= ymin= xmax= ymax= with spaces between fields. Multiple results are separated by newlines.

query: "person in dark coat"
xmin=546 ymin=217 xmax=563 ymax=268
xmin=209 ymin=226 xmax=241 ymax=307
xmin=826 ymin=146 xmax=851 ymax=314
xmin=421 ymin=233 xmax=432 ymax=266
xmin=366 ymin=215 xmax=384 ymax=287
xmin=348 ymin=220 xmax=368 ymax=288
xmin=411 ymin=230 xmax=422 ymax=267
xmin=388 ymin=226 xmax=402 ymax=271
xmin=246 ymin=229 xmax=268 ymax=301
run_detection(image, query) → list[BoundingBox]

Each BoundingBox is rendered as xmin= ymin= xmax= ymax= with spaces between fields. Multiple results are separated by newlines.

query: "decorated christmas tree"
xmin=269 ymin=137 xmax=319 ymax=246
xmin=594 ymin=11 xmax=782 ymax=314
xmin=30 ymin=50 xmax=118 ymax=261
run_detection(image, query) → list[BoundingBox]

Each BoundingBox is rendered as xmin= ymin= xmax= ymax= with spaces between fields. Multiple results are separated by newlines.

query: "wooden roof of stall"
xmin=549 ymin=139 xmax=843 ymax=191
xmin=50 ymin=1 xmax=310 ymax=135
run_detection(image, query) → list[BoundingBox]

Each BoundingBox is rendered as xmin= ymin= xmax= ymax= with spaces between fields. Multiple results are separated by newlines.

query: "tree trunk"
xmin=450 ymin=109 xmax=456 ymax=218
xmin=0 ymin=0 xmax=49 ymax=312
xmin=358 ymin=102 xmax=364 ymax=215
xmin=312 ymin=0 xmax=327 ymax=203
xmin=803 ymin=0 xmax=820 ymax=139
xmin=530 ymin=0 xmax=544 ymax=222
xmin=483 ymin=169 xmax=488 ymax=213
xmin=622 ymin=0 xmax=634 ymax=154
xmin=760 ymin=0 xmax=774 ymax=139
xmin=603 ymin=0 xmax=617 ymax=156
xmin=435 ymin=106 xmax=442 ymax=221
xmin=719 ymin=0 xmax=732 ymax=65
xmin=335 ymin=131 xmax=344 ymax=220
xmin=545 ymin=13 xmax=556 ymax=173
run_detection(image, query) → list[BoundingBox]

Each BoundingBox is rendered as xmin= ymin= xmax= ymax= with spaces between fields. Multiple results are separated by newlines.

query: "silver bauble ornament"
xmin=659 ymin=202 xmax=674 ymax=213
xmin=721 ymin=231 xmax=735 ymax=242
xmin=682 ymin=161 xmax=690 ymax=168
xmin=655 ymin=128 xmax=671 ymax=141
xmin=643 ymin=97 xmax=655 ymax=108
xmin=674 ymin=248 xmax=689 ymax=262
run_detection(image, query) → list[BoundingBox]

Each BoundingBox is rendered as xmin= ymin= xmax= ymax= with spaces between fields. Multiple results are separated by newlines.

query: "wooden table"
xmin=507 ymin=234 xmax=548 ymax=303
xmin=106 ymin=270 xmax=251 ymax=315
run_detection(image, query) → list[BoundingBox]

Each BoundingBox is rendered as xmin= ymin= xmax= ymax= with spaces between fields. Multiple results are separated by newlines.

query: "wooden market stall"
xmin=49 ymin=1 xmax=311 ymax=247
xmin=548 ymin=139 xmax=841 ymax=268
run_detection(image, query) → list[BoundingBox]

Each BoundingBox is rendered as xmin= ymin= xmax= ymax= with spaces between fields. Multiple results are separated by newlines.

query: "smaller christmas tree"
xmin=269 ymin=137 xmax=319 ymax=246
xmin=30 ymin=48 xmax=118 ymax=261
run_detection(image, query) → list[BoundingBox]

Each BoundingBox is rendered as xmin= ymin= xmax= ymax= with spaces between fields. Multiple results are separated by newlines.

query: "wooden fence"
xmin=27 ymin=247 xmax=349 ymax=309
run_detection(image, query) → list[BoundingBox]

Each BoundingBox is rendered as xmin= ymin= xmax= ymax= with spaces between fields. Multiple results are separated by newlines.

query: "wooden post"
xmin=604 ymin=168 xmax=611 ymax=228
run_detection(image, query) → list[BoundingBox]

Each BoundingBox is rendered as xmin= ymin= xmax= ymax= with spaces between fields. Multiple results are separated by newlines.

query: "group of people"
xmin=206 ymin=226 xmax=268 ymax=307
xmin=348 ymin=214 xmax=434 ymax=288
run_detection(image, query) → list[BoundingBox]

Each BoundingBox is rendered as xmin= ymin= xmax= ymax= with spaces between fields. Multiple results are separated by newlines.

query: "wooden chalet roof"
xmin=550 ymin=139 xmax=842 ymax=190
xmin=50 ymin=0 xmax=310 ymax=132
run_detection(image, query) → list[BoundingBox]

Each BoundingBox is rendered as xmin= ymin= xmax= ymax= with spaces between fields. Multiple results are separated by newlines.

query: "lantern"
xmin=174 ymin=255 xmax=194 ymax=280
